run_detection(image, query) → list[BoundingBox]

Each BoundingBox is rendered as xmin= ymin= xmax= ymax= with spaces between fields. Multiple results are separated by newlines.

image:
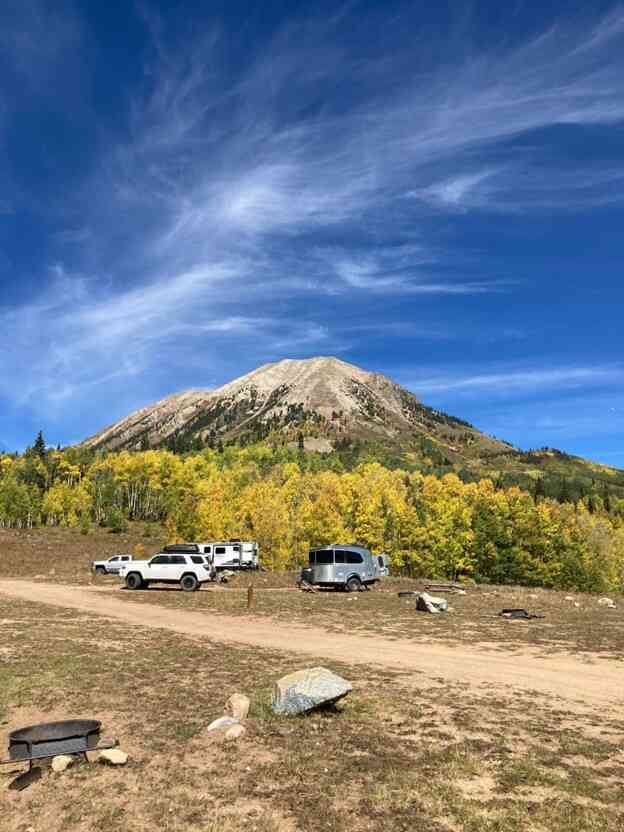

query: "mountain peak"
xmin=80 ymin=356 xmax=507 ymax=461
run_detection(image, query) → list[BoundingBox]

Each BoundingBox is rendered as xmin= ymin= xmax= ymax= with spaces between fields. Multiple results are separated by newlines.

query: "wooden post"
xmin=247 ymin=585 xmax=254 ymax=609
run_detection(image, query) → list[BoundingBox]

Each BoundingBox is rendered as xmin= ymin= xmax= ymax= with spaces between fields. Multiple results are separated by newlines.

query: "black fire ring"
xmin=1 ymin=719 xmax=118 ymax=789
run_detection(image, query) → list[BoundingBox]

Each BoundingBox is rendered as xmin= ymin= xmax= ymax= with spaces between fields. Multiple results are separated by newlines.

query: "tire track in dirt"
xmin=1 ymin=579 xmax=621 ymax=712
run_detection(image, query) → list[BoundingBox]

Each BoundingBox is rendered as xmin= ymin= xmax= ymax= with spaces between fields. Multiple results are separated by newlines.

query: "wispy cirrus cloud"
xmin=2 ymin=3 xmax=624 ymax=447
xmin=406 ymin=366 xmax=623 ymax=398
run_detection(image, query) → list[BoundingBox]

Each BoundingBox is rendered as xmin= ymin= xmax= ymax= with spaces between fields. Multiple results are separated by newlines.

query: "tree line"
xmin=1 ymin=435 xmax=623 ymax=591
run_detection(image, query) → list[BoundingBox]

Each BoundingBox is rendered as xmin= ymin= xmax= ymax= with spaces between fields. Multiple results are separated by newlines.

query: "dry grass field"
xmin=2 ymin=527 xmax=624 ymax=831
xmin=2 ymin=526 xmax=624 ymax=657
xmin=2 ymin=592 xmax=624 ymax=832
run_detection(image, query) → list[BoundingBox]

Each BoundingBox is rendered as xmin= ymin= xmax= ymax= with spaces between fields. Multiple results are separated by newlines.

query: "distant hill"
xmin=81 ymin=356 xmax=624 ymax=500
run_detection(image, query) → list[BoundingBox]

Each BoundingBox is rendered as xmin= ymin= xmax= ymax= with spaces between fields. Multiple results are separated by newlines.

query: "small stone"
xmin=207 ymin=716 xmax=239 ymax=732
xmin=227 ymin=693 xmax=250 ymax=722
xmin=598 ymin=597 xmax=616 ymax=608
xmin=565 ymin=595 xmax=575 ymax=601
xmin=272 ymin=667 xmax=352 ymax=715
xmin=98 ymin=748 xmax=128 ymax=765
xmin=52 ymin=754 xmax=74 ymax=773
xmin=225 ymin=724 xmax=246 ymax=741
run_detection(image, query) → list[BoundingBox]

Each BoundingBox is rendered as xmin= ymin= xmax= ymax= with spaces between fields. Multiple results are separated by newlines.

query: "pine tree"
xmin=559 ymin=477 xmax=571 ymax=503
xmin=33 ymin=431 xmax=46 ymax=458
xmin=297 ymin=431 xmax=305 ymax=452
xmin=534 ymin=476 xmax=546 ymax=501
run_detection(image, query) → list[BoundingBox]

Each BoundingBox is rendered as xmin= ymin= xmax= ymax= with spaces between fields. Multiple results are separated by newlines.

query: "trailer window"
xmin=215 ymin=547 xmax=226 ymax=555
xmin=378 ymin=556 xmax=385 ymax=567
xmin=346 ymin=551 xmax=363 ymax=564
xmin=315 ymin=550 xmax=334 ymax=565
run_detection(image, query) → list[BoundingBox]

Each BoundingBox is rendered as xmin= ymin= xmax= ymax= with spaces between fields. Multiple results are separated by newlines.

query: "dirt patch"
xmin=0 ymin=579 xmax=623 ymax=716
xmin=3 ymin=593 xmax=624 ymax=832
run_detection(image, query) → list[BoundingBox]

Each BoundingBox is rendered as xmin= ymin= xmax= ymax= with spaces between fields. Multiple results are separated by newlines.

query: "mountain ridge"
xmin=79 ymin=356 xmax=624 ymax=501
xmin=82 ymin=356 xmax=508 ymax=456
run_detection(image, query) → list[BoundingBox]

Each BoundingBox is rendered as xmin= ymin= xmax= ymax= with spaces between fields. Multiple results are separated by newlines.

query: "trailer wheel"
xmin=346 ymin=576 xmax=361 ymax=593
xmin=125 ymin=572 xmax=142 ymax=590
xmin=181 ymin=574 xmax=199 ymax=592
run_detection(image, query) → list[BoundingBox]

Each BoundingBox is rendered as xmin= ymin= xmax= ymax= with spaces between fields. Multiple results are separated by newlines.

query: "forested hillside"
xmin=1 ymin=436 xmax=623 ymax=592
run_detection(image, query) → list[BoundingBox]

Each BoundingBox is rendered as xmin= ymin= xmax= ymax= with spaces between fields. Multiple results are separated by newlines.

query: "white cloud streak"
xmin=2 ymin=5 xmax=624 ymax=435
xmin=408 ymin=366 xmax=623 ymax=397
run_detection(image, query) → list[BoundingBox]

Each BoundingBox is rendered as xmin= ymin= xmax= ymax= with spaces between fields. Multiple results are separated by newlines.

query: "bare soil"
xmin=2 ymin=592 xmax=624 ymax=832
xmin=0 ymin=579 xmax=622 ymax=715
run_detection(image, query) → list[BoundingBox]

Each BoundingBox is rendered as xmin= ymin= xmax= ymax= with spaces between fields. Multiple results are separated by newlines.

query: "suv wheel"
xmin=95 ymin=566 xmax=106 ymax=575
xmin=181 ymin=574 xmax=199 ymax=592
xmin=125 ymin=572 xmax=142 ymax=590
xmin=345 ymin=576 xmax=361 ymax=593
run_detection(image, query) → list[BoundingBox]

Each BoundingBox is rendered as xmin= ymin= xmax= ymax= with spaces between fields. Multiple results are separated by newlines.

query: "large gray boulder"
xmin=272 ymin=667 xmax=352 ymax=715
xmin=416 ymin=592 xmax=448 ymax=613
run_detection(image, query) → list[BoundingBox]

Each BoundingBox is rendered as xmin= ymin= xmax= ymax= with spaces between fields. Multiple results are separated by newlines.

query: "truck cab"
xmin=91 ymin=554 xmax=133 ymax=575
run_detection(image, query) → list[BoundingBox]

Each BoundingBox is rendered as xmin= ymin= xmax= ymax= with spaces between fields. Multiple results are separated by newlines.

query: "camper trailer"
xmin=299 ymin=544 xmax=389 ymax=591
xmin=162 ymin=540 xmax=259 ymax=570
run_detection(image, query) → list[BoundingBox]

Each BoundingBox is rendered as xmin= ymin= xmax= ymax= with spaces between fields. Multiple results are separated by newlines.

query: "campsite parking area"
xmin=2 ymin=527 xmax=624 ymax=831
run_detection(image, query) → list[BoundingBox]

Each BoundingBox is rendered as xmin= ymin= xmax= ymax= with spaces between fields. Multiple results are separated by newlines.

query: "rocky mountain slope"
xmin=81 ymin=356 xmax=510 ymax=460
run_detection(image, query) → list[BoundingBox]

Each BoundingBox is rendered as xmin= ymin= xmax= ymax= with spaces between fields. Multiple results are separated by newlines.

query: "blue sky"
xmin=1 ymin=1 xmax=623 ymax=463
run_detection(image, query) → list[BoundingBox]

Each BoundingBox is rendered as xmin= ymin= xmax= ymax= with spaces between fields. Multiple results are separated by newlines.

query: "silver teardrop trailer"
xmin=299 ymin=544 xmax=389 ymax=591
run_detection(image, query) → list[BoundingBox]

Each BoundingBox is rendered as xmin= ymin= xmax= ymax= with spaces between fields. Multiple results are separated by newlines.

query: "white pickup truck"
xmin=91 ymin=554 xmax=133 ymax=575
xmin=118 ymin=552 xmax=215 ymax=592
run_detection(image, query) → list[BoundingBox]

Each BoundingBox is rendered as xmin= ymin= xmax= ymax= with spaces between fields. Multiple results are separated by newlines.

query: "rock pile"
xmin=207 ymin=693 xmax=251 ymax=740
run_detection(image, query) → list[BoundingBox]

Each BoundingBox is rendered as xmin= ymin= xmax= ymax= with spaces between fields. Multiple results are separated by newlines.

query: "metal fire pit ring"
xmin=1 ymin=719 xmax=118 ymax=778
xmin=8 ymin=720 xmax=103 ymax=764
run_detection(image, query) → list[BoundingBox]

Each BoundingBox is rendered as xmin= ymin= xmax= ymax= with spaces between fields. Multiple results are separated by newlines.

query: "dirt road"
xmin=1 ymin=579 xmax=621 ymax=711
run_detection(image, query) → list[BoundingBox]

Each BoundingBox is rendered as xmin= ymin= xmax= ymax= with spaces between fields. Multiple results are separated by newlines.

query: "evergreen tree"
xmin=534 ymin=476 xmax=546 ymax=501
xmin=559 ymin=477 xmax=571 ymax=503
xmin=33 ymin=431 xmax=46 ymax=458
xmin=297 ymin=431 xmax=305 ymax=452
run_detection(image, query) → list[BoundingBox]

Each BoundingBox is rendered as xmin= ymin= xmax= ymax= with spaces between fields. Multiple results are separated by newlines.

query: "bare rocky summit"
xmin=81 ymin=356 xmax=509 ymax=458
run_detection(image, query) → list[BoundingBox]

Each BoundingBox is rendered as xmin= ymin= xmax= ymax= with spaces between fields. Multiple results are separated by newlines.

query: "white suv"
xmin=119 ymin=553 xmax=215 ymax=592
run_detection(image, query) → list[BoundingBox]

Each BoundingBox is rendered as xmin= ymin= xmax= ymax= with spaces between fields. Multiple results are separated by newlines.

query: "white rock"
xmin=227 ymin=693 xmax=250 ymax=722
xmin=51 ymin=754 xmax=74 ymax=773
xmin=565 ymin=595 xmax=575 ymax=601
xmin=225 ymin=724 xmax=246 ymax=741
xmin=272 ymin=667 xmax=352 ymax=715
xmin=98 ymin=748 xmax=128 ymax=765
xmin=598 ymin=597 xmax=616 ymax=608
xmin=416 ymin=592 xmax=448 ymax=614
xmin=207 ymin=716 xmax=239 ymax=732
